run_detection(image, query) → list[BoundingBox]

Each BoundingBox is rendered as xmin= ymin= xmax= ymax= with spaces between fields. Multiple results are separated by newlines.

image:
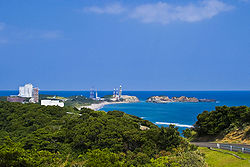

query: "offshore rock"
xmin=146 ymin=96 xmax=171 ymax=103
xmin=121 ymin=95 xmax=140 ymax=103
xmin=199 ymin=99 xmax=216 ymax=102
xmin=172 ymin=96 xmax=199 ymax=102
xmin=146 ymin=96 xmax=200 ymax=103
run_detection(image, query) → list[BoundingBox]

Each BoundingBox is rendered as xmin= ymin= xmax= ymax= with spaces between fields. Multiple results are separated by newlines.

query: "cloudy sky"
xmin=0 ymin=0 xmax=250 ymax=90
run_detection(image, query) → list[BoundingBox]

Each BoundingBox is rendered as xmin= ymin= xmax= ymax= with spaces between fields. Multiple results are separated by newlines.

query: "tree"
xmin=150 ymin=156 xmax=180 ymax=167
xmin=0 ymin=137 xmax=59 ymax=167
xmin=85 ymin=149 xmax=124 ymax=167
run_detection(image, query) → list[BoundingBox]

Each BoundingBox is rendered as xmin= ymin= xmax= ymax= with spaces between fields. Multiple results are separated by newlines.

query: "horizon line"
xmin=0 ymin=89 xmax=250 ymax=92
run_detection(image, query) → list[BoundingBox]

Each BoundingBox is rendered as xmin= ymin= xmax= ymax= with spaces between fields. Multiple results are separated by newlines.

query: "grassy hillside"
xmin=199 ymin=147 xmax=250 ymax=167
xmin=218 ymin=126 xmax=250 ymax=144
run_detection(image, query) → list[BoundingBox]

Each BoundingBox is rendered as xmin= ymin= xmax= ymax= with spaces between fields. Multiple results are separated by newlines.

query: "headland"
xmin=146 ymin=95 xmax=216 ymax=103
xmin=80 ymin=95 xmax=140 ymax=110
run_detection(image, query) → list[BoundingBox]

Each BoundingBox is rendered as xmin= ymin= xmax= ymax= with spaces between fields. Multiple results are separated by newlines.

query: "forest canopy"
xmin=0 ymin=101 xmax=205 ymax=166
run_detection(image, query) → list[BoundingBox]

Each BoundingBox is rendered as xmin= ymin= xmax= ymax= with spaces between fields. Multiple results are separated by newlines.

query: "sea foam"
xmin=155 ymin=122 xmax=193 ymax=128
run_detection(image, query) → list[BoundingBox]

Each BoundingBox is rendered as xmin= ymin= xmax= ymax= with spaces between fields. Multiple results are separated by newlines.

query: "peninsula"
xmin=82 ymin=85 xmax=140 ymax=110
xmin=82 ymin=95 xmax=140 ymax=110
xmin=146 ymin=96 xmax=216 ymax=103
xmin=2 ymin=83 xmax=140 ymax=111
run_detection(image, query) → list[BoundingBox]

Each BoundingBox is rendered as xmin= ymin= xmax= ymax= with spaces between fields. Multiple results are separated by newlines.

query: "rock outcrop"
xmin=172 ymin=96 xmax=199 ymax=102
xmin=121 ymin=95 xmax=140 ymax=103
xmin=146 ymin=96 xmax=200 ymax=103
xmin=199 ymin=99 xmax=216 ymax=102
xmin=146 ymin=96 xmax=171 ymax=103
xmin=140 ymin=125 xmax=150 ymax=130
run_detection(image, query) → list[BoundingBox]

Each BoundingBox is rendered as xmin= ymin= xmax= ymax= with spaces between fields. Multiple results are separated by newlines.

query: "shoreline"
xmin=80 ymin=101 xmax=132 ymax=111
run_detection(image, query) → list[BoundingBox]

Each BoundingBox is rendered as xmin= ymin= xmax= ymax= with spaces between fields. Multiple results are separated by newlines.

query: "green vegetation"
xmin=183 ymin=106 xmax=250 ymax=142
xmin=0 ymin=101 xmax=205 ymax=166
xmin=39 ymin=94 xmax=57 ymax=100
xmin=199 ymin=147 xmax=250 ymax=167
xmin=0 ymin=137 xmax=61 ymax=167
xmin=0 ymin=96 xmax=7 ymax=102
xmin=102 ymin=95 xmax=117 ymax=102
xmin=39 ymin=94 xmax=100 ymax=108
xmin=64 ymin=95 xmax=101 ymax=107
xmin=39 ymin=94 xmax=67 ymax=100
xmin=103 ymin=95 xmax=113 ymax=99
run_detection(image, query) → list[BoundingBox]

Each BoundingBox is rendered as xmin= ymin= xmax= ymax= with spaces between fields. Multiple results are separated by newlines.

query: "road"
xmin=191 ymin=142 xmax=250 ymax=153
xmin=191 ymin=142 xmax=250 ymax=149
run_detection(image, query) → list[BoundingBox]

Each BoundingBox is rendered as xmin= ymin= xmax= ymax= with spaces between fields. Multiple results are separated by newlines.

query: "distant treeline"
xmin=65 ymin=95 xmax=101 ymax=107
xmin=0 ymin=96 xmax=7 ymax=102
xmin=39 ymin=94 xmax=101 ymax=107
xmin=0 ymin=101 xmax=205 ymax=166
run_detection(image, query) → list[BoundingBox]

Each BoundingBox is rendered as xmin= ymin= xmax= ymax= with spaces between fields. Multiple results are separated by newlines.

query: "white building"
xmin=41 ymin=100 xmax=64 ymax=107
xmin=18 ymin=84 xmax=33 ymax=97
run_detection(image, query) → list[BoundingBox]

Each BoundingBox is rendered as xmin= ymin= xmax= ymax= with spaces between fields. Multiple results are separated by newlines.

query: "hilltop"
xmin=0 ymin=101 xmax=205 ymax=166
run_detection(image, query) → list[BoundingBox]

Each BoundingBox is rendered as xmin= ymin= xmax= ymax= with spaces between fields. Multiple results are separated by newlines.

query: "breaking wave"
xmin=155 ymin=122 xmax=193 ymax=128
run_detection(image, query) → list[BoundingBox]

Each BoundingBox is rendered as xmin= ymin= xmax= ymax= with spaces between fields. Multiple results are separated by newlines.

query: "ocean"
xmin=1 ymin=90 xmax=250 ymax=132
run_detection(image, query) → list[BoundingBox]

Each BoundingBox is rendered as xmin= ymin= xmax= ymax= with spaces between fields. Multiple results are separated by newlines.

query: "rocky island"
xmin=146 ymin=96 xmax=216 ymax=103
xmin=114 ymin=95 xmax=140 ymax=103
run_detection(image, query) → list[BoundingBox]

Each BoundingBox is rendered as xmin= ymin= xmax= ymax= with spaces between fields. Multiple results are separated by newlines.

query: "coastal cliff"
xmin=146 ymin=96 xmax=214 ymax=103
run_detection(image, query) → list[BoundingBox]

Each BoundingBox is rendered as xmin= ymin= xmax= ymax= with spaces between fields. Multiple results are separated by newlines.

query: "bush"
xmin=107 ymin=110 xmax=125 ymax=117
xmin=0 ymin=137 xmax=60 ymax=167
xmin=85 ymin=149 xmax=124 ymax=167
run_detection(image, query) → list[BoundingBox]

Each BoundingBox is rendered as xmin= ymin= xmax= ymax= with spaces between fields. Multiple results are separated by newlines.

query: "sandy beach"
xmin=80 ymin=101 xmax=131 ymax=111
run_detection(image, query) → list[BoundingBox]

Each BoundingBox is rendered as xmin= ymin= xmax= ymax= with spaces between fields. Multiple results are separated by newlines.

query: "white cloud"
xmin=0 ymin=22 xmax=6 ymax=31
xmin=40 ymin=30 xmax=63 ymax=39
xmin=83 ymin=0 xmax=233 ymax=24
xmin=130 ymin=0 xmax=233 ymax=24
xmin=83 ymin=3 xmax=126 ymax=14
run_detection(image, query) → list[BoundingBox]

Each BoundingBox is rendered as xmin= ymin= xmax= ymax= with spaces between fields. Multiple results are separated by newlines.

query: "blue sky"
xmin=0 ymin=0 xmax=249 ymax=91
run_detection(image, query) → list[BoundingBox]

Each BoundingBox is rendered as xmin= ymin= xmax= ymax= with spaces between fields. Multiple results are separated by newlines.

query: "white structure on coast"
xmin=17 ymin=83 xmax=39 ymax=103
xmin=113 ymin=85 xmax=122 ymax=101
xmin=18 ymin=83 xmax=33 ymax=97
xmin=90 ymin=88 xmax=100 ymax=100
xmin=41 ymin=99 xmax=64 ymax=107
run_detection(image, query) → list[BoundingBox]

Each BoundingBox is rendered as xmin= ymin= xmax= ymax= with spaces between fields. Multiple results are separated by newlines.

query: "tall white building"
xmin=18 ymin=84 xmax=33 ymax=97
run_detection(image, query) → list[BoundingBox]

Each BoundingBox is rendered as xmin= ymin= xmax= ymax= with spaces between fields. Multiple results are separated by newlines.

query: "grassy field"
xmin=199 ymin=147 xmax=250 ymax=167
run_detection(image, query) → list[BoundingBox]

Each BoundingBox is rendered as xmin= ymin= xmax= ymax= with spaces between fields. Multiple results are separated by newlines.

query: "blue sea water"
xmin=1 ymin=90 xmax=250 ymax=132
xmin=101 ymin=91 xmax=250 ymax=132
